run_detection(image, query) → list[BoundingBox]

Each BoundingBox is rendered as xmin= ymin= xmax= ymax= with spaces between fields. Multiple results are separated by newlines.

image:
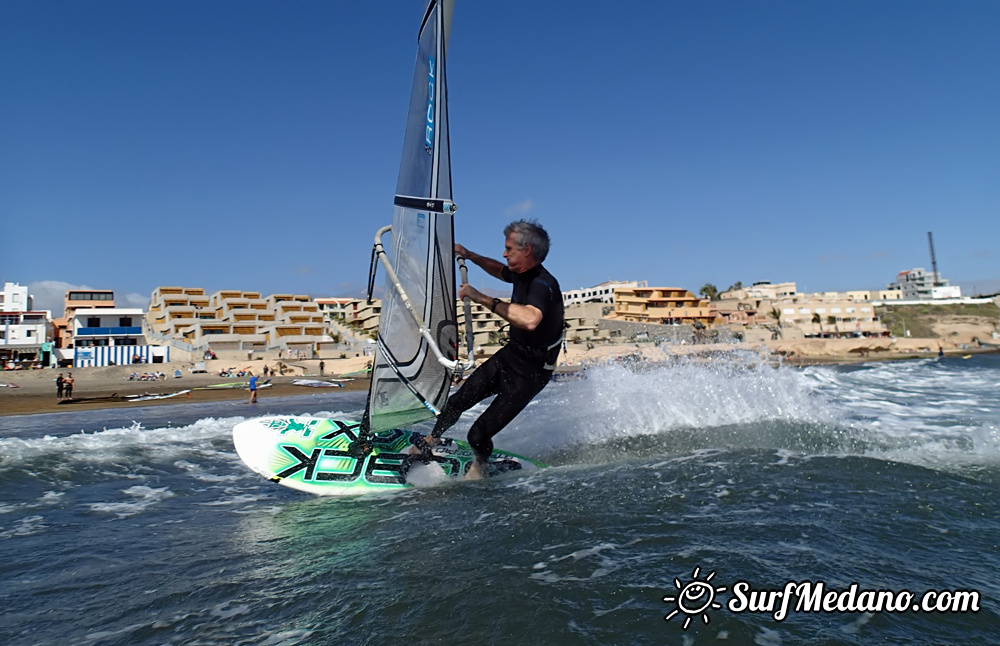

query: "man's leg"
xmin=427 ymin=351 xmax=505 ymax=441
xmin=408 ymin=351 xmax=506 ymax=459
xmin=465 ymin=369 xmax=550 ymax=473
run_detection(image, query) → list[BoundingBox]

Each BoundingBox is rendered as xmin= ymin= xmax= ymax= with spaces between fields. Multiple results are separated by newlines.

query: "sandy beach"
xmin=0 ymin=356 xmax=373 ymax=417
xmin=2 ymin=336 xmax=996 ymax=418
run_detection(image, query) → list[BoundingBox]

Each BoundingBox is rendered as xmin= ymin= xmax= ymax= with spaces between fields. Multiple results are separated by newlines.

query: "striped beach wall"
xmin=74 ymin=345 xmax=170 ymax=368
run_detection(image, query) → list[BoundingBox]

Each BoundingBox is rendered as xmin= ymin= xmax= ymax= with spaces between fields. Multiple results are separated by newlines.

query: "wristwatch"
xmin=490 ymin=297 xmax=501 ymax=313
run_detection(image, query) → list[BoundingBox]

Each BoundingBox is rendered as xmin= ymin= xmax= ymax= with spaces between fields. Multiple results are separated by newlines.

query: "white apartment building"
xmin=1 ymin=281 xmax=32 ymax=312
xmin=0 ymin=282 xmax=53 ymax=366
xmin=563 ymin=281 xmax=646 ymax=306
xmin=70 ymin=307 xmax=169 ymax=367
xmin=1 ymin=311 xmax=52 ymax=365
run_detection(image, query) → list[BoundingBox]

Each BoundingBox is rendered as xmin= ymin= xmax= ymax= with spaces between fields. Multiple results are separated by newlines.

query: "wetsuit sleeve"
xmin=524 ymin=276 xmax=555 ymax=314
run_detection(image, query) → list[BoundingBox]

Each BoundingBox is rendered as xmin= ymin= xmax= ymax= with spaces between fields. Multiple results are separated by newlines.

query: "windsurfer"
xmin=415 ymin=219 xmax=564 ymax=479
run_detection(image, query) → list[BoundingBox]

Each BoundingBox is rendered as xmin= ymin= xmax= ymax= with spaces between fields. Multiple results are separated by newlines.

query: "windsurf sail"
xmin=363 ymin=0 xmax=469 ymax=436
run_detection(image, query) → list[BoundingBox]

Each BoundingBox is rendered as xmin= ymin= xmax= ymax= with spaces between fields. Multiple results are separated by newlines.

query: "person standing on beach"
xmin=64 ymin=372 xmax=74 ymax=400
xmin=56 ymin=373 xmax=65 ymax=400
xmin=319 ymin=361 xmax=325 ymax=376
xmin=248 ymin=374 xmax=258 ymax=403
xmin=413 ymin=219 xmax=564 ymax=480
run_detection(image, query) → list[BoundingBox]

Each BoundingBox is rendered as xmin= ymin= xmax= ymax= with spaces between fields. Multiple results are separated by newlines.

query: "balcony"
xmin=75 ymin=326 xmax=143 ymax=337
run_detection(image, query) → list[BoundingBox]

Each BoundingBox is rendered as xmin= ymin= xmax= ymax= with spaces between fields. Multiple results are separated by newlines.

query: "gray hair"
xmin=503 ymin=219 xmax=550 ymax=262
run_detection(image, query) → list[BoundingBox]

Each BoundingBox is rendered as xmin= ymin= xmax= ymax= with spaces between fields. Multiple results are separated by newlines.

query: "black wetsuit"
xmin=431 ymin=264 xmax=564 ymax=463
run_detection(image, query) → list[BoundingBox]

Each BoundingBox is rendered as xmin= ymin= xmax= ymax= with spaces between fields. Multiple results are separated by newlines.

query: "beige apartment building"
xmin=612 ymin=286 xmax=715 ymax=328
xmin=343 ymin=297 xmax=511 ymax=349
xmin=146 ymin=286 xmax=336 ymax=355
xmin=315 ymin=297 xmax=362 ymax=322
xmin=768 ymin=295 xmax=888 ymax=338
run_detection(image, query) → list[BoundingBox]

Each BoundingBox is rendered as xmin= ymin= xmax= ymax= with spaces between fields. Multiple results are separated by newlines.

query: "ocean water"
xmin=1 ymin=352 xmax=998 ymax=645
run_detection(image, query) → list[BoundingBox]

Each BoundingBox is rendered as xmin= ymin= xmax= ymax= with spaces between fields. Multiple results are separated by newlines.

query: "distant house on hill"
xmin=888 ymin=268 xmax=961 ymax=300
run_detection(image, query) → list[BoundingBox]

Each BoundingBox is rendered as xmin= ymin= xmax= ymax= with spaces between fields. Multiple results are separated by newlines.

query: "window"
xmin=119 ymin=317 xmax=133 ymax=327
xmin=87 ymin=317 xmax=101 ymax=327
xmin=26 ymin=330 xmax=34 ymax=337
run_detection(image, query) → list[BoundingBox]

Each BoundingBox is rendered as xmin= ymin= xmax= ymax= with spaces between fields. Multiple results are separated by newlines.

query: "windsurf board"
xmin=233 ymin=415 xmax=543 ymax=495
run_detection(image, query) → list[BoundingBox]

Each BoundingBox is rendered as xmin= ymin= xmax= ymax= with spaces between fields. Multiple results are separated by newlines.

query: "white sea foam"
xmin=488 ymin=354 xmax=841 ymax=456
xmin=462 ymin=352 xmax=1000 ymax=475
xmin=87 ymin=485 xmax=175 ymax=518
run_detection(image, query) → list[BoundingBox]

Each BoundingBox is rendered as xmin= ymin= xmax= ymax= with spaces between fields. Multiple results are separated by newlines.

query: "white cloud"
xmin=26 ymin=281 xmax=150 ymax=315
xmin=26 ymin=281 xmax=82 ymax=315
xmin=504 ymin=199 xmax=534 ymax=216
xmin=121 ymin=292 xmax=151 ymax=309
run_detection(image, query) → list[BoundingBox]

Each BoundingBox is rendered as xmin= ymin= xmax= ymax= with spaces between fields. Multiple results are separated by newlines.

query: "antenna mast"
xmin=927 ymin=231 xmax=940 ymax=286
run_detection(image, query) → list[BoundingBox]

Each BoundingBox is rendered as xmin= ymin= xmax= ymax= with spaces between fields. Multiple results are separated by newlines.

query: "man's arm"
xmin=459 ymin=284 xmax=543 ymax=331
xmin=455 ymin=244 xmax=505 ymax=281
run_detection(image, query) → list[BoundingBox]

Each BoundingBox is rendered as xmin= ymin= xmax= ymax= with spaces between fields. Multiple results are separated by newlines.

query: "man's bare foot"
xmin=406 ymin=435 xmax=441 ymax=455
xmin=464 ymin=460 xmax=486 ymax=480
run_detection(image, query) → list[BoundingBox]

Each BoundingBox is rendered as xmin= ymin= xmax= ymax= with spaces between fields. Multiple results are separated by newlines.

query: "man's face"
xmin=503 ymin=234 xmax=534 ymax=273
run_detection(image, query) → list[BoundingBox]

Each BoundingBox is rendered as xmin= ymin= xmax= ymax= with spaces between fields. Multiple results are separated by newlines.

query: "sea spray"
xmin=495 ymin=349 xmax=846 ymax=461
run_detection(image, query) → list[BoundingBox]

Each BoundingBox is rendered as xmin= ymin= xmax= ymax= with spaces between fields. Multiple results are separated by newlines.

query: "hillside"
xmin=876 ymin=302 xmax=1000 ymax=341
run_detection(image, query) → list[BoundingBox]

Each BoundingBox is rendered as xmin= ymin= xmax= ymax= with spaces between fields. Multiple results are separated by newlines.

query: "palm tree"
xmin=768 ymin=307 xmax=783 ymax=339
xmin=811 ymin=313 xmax=822 ymax=335
xmin=699 ymin=283 xmax=719 ymax=301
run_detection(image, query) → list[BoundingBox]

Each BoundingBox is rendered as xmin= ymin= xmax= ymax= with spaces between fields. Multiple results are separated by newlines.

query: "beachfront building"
xmin=766 ymin=296 xmax=888 ymax=338
xmin=1 ymin=282 xmax=49 ymax=367
xmin=888 ymin=268 xmax=962 ymax=300
xmin=611 ymin=286 xmax=715 ymax=328
xmin=70 ymin=307 xmax=169 ymax=367
xmin=0 ymin=310 xmax=53 ymax=367
xmin=53 ymin=288 xmax=118 ymax=349
xmin=145 ymin=286 xmax=338 ymax=358
xmin=0 ymin=282 xmax=54 ymax=367
xmin=562 ymin=281 xmax=647 ymax=306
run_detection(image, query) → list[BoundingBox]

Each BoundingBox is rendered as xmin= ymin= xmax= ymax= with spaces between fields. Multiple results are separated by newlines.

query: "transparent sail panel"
xmin=367 ymin=205 xmax=456 ymax=433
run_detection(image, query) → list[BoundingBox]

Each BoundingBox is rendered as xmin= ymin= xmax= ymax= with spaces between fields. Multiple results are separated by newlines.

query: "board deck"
xmin=233 ymin=416 xmax=543 ymax=495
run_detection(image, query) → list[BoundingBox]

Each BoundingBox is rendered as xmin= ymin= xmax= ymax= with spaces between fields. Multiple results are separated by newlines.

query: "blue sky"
xmin=3 ymin=0 xmax=998 ymax=313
